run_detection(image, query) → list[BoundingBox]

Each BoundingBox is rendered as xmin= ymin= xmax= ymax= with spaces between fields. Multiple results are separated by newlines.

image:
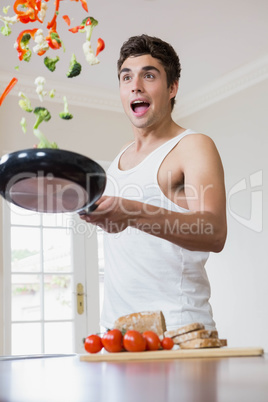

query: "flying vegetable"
xmin=44 ymin=56 xmax=60 ymax=72
xmin=59 ymin=96 xmax=73 ymax=120
xmin=66 ymin=54 xmax=82 ymax=78
xmin=33 ymin=106 xmax=58 ymax=148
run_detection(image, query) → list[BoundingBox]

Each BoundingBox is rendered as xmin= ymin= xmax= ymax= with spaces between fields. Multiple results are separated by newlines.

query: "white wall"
xmin=179 ymin=79 xmax=268 ymax=352
xmin=0 ymin=96 xmax=131 ymax=159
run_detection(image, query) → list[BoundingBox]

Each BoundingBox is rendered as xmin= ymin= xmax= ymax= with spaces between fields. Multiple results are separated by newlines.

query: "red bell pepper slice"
xmin=80 ymin=0 xmax=88 ymax=12
xmin=15 ymin=28 xmax=38 ymax=60
xmin=68 ymin=24 xmax=85 ymax=33
xmin=37 ymin=49 xmax=47 ymax=56
xmin=62 ymin=15 xmax=71 ymax=26
xmin=13 ymin=0 xmax=42 ymax=24
xmin=0 ymin=78 xmax=18 ymax=107
xmin=96 ymin=38 xmax=105 ymax=56
xmin=69 ymin=26 xmax=79 ymax=33
xmin=47 ymin=0 xmax=61 ymax=30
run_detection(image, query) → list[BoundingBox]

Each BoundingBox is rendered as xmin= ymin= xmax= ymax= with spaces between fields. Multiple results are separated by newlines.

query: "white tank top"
xmin=100 ymin=128 xmax=216 ymax=331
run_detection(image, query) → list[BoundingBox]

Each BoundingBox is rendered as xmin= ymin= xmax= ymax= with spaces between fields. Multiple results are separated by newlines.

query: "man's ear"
xmin=169 ymin=80 xmax=179 ymax=99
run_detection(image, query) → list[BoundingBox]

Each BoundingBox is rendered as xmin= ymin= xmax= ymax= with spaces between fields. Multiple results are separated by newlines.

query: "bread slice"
xmin=179 ymin=338 xmax=226 ymax=349
xmin=113 ymin=311 xmax=166 ymax=338
xmin=219 ymin=339 xmax=228 ymax=347
xmin=173 ymin=329 xmax=218 ymax=344
xmin=164 ymin=322 xmax=204 ymax=338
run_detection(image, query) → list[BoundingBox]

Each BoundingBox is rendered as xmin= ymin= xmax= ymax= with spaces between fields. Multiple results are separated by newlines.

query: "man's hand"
xmin=79 ymin=196 xmax=141 ymax=233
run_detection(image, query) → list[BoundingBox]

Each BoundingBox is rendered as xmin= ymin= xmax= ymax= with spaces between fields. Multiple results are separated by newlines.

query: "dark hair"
xmin=117 ymin=34 xmax=181 ymax=110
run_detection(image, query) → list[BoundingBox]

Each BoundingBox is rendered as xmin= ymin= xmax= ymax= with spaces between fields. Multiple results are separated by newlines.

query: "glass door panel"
xmin=11 ymin=274 xmax=41 ymax=321
xmin=11 ymin=227 xmax=41 ymax=273
xmin=44 ymin=274 xmax=73 ymax=320
xmin=12 ymin=323 xmax=42 ymax=355
xmin=44 ymin=322 xmax=73 ymax=354
xmin=43 ymin=227 xmax=72 ymax=273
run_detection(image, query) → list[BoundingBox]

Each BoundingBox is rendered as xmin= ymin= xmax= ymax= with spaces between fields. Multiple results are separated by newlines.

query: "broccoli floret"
xmin=80 ymin=16 xmax=98 ymax=41
xmin=20 ymin=117 xmax=27 ymax=133
xmin=23 ymin=50 xmax=32 ymax=62
xmin=33 ymin=127 xmax=58 ymax=149
xmin=66 ymin=53 xmax=82 ymax=78
xmin=44 ymin=56 xmax=60 ymax=72
xmin=18 ymin=92 xmax=33 ymax=112
xmin=0 ymin=21 xmax=11 ymax=36
xmin=33 ymin=107 xmax=51 ymax=129
xmin=32 ymin=107 xmax=57 ymax=148
xmin=82 ymin=16 xmax=98 ymax=28
xmin=59 ymin=96 xmax=73 ymax=120
xmin=20 ymin=33 xmax=32 ymax=62
xmin=21 ymin=33 xmax=31 ymax=45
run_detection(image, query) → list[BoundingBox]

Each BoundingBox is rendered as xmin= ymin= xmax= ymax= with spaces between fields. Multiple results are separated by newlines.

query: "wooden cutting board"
xmin=80 ymin=347 xmax=264 ymax=362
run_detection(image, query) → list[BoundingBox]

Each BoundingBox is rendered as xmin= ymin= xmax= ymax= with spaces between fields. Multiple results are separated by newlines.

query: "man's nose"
xmin=131 ymin=77 xmax=143 ymax=93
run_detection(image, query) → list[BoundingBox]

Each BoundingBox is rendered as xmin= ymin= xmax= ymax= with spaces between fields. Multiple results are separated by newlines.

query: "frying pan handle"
xmin=87 ymin=203 xmax=98 ymax=212
xmin=78 ymin=203 xmax=98 ymax=216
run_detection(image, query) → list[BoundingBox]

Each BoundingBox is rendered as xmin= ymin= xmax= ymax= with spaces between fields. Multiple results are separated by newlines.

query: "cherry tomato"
xmin=142 ymin=331 xmax=161 ymax=351
xmin=161 ymin=337 xmax=174 ymax=350
xmin=123 ymin=330 xmax=146 ymax=352
xmin=84 ymin=334 xmax=103 ymax=354
xmin=102 ymin=329 xmax=123 ymax=353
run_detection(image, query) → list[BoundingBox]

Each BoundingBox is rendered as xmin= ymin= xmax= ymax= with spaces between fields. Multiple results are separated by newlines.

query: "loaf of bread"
xmin=113 ymin=311 xmax=166 ymax=338
xmin=173 ymin=329 xmax=218 ymax=344
xmin=179 ymin=338 xmax=224 ymax=349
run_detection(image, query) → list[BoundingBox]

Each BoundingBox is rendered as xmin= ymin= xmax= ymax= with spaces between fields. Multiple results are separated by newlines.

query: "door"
xmin=2 ymin=202 xmax=100 ymax=355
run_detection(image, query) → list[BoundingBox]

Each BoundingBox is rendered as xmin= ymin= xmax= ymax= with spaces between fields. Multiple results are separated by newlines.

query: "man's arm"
xmin=80 ymin=134 xmax=227 ymax=253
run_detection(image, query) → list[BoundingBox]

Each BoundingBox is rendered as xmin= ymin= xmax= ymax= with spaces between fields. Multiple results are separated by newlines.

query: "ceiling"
xmin=0 ymin=0 xmax=268 ymax=101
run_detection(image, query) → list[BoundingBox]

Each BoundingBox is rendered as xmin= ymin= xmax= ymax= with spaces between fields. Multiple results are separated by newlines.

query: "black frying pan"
xmin=0 ymin=148 xmax=106 ymax=213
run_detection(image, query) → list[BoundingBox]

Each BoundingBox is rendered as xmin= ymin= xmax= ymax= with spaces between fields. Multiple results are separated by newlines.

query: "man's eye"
xmin=145 ymin=73 xmax=154 ymax=79
xmin=122 ymin=75 xmax=131 ymax=81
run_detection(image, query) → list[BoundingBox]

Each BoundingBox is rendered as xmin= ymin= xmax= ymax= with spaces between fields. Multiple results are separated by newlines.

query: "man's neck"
xmin=132 ymin=119 xmax=184 ymax=152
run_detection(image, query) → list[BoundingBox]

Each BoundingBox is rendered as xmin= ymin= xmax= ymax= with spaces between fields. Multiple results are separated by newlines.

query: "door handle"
xmin=76 ymin=283 xmax=84 ymax=315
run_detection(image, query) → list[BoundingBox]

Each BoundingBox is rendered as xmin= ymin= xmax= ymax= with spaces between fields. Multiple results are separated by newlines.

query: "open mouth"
xmin=131 ymin=100 xmax=150 ymax=114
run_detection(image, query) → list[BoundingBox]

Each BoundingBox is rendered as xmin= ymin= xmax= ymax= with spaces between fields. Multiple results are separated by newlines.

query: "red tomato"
xmin=84 ymin=334 xmax=103 ymax=354
xmin=102 ymin=329 xmax=123 ymax=353
xmin=161 ymin=337 xmax=174 ymax=350
xmin=142 ymin=331 xmax=161 ymax=351
xmin=123 ymin=330 xmax=146 ymax=352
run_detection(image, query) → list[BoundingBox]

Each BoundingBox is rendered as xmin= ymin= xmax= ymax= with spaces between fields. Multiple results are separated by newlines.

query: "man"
xmin=80 ymin=34 xmax=227 ymax=331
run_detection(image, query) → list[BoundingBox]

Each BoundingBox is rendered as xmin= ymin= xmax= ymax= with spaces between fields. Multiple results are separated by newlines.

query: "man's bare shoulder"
xmin=179 ymin=132 xmax=216 ymax=147
xmin=163 ymin=132 xmax=224 ymax=182
xmin=175 ymin=133 xmax=220 ymax=159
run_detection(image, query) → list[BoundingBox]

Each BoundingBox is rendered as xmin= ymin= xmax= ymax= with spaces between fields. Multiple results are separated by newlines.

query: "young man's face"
xmin=118 ymin=54 xmax=178 ymax=130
